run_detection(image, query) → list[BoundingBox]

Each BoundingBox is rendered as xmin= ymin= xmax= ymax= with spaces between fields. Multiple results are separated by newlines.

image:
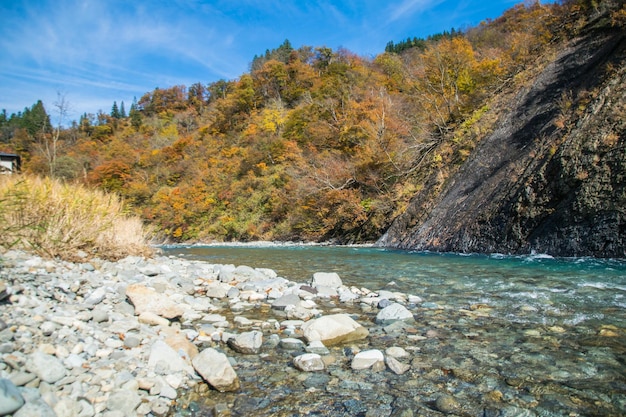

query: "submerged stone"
xmin=302 ymin=314 xmax=369 ymax=346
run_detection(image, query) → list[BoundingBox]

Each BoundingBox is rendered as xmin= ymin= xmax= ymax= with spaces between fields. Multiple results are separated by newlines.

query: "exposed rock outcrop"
xmin=378 ymin=17 xmax=626 ymax=257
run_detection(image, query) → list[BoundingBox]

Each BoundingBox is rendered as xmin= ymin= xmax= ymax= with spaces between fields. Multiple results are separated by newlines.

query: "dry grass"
xmin=0 ymin=174 xmax=153 ymax=260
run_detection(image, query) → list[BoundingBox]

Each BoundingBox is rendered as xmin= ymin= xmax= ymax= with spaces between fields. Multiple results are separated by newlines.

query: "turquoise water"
xmin=161 ymin=245 xmax=626 ymax=328
xmin=163 ymin=245 xmax=626 ymax=415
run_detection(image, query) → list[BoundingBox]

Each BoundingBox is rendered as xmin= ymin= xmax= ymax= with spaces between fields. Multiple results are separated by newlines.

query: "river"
xmin=161 ymin=244 xmax=626 ymax=416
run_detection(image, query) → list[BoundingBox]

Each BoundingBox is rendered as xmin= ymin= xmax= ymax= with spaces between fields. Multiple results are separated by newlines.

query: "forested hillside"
xmin=1 ymin=0 xmax=624 ymax=248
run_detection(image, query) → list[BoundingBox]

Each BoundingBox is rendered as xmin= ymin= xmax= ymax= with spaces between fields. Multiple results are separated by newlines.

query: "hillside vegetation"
xmin=1 ymin=0 xmax=624 ymax=249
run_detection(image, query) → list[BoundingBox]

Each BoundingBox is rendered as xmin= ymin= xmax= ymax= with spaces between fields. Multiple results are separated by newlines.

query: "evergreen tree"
xmin=23 ymin=100 xmax=51 ymax=136
xmin=120 ymin=101 xmax=126 ymax=118
xmin=111 ymin=101 xmax=121 ymax=119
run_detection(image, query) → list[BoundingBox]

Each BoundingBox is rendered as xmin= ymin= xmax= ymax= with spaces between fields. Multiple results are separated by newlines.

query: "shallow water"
xmin=162 ymin=245 xmax=626 ymax=416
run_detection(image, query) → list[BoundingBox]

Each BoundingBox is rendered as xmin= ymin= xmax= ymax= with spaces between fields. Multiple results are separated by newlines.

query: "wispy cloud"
xmin=387 ymin=0 xmax=445 ymax=24
xmin=0 ymin=0 xmax=524 ymax=117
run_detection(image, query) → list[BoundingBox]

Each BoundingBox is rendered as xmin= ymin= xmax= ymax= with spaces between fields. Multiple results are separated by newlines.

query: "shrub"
xmin=0 ymin=174 xmax=152 ymax=260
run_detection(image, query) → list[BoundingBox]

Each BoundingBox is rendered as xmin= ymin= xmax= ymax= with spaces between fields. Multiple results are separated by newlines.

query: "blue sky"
xmin=0 ymin=0 xmax=526 ymax=120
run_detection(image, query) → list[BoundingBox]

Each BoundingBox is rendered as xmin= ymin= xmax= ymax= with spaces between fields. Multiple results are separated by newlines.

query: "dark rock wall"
xmin=378 ymin=22 xmax=626 ymax=257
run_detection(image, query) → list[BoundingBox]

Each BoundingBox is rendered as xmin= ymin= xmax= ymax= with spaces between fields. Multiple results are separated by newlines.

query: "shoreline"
xmin=0 ymin=248 xmax=423 ymax=416
xmin=1 ymin=248 xmax=624 ymax=416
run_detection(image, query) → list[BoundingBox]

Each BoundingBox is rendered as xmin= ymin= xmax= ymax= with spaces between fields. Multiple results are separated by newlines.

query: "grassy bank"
xmin=0 ymin=174 xmax=152 ymax=260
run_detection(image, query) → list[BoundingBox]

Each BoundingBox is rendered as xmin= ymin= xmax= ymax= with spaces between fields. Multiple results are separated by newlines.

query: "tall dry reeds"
xmin=0 ymin=174 xmax=152 ymax=260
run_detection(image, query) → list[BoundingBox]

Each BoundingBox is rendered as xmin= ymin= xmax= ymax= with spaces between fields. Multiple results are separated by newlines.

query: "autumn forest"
xmin=1 ymin=1 xmax=624 ymax=244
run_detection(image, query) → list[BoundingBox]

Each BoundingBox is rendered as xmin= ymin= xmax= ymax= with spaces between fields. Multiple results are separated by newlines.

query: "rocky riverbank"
xmin=1 ymin=249 xmax=624 ymax=417
xmin=0 ymin=249 xmax=426 ymax=416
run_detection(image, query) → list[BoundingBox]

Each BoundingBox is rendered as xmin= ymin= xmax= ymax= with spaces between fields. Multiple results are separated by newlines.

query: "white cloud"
xmin=387 ymin=0 xmax=445 ymax=23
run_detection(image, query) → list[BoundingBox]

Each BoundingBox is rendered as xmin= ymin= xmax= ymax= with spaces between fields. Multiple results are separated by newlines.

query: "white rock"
xmin=126 ymin=284 xmax=184 ymax=319
xmin=192 ymin=348 xmax=240 ymax=392
xmin=106 ymin=390 xmax=141 ymax=415
xmin=385 ymin=346 xmax=410 ymax=359
xmin=311 ymin=272 xmax=342 ymax=288
xmin=375 ymin=303 xmax=415 ymax=324
xmin=84 ymin=287 xmax=107 ymax=305
xmin=138 ymin=312 xmax=170 ymax=327
xmin=293 ymin=353 xmax=325 ymax=372
xmin=302 ymin=314 xmax=369 ymax=346
xmin=227 ymin=331 xmax=263 ymax=354
xmin=385 ymin=356 xmax=411 ymax=375
xmin=25 ymin=351 xmax=67 ymax=384
xmin=148 ymin=340 xmax=193 ymax=375
xmin=351 ymin=349 xmax=385 ymax=370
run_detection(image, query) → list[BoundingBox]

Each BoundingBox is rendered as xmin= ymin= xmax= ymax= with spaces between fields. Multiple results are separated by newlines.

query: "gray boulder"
xmin=227 ymin=331 xmax=263 ymax=354
xmin=302 ymin=314 xmax=368 ymax=346
xmin=311 ymin=272 xmax=342 ymax=288
xmin=293 ymin=353 xmax=325 ymax=372
xmin=375 ymin=303 xmax=414 ymax=324
xmin=192 ymin=348 xmax=240 ymax=392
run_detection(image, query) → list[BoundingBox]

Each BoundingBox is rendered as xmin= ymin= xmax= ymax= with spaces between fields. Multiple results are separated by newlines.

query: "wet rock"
xmin=0 ymin=378 xmax=24 ymax=415
xmin=293 ymin=353 xmax=325 ymax=372
xmin=375 ymin=303 xmax=414 ymax=324
xmin=227 ymin=331 xmax=263 ymax=354
xmin=192 ymin=348 xmax=240 ymax=392
xmin=351 ymin=349 xmax=385 ymax=371
xmin=386 ymin=356 xmax=410 ymax=375
xmin=302 ymin=314 xmax=369 ymax=346
xmin=435 ymin=395 xmax=461 ymax=414
xmin=279 ymin=338 xmax=305 ymax=350
xmin=385 ymin=346 xmax=410 ymax=359
xmin=0 ymin=281 xmax=8 ymax=301
xmin=125 ymin=284 xmax=184 ymax=319
xmin=305 ymin=340 xmax=330 ymax=355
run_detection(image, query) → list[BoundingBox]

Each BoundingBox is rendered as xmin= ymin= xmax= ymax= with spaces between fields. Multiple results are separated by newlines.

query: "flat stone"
xmin=126 ymin=284 xmax=184 ymax=319
xmin=293 ymin=353 xmax=325 ymax=372
xmin=227 ymin=331 xmax=263 ymax=354
xmin=205 ymin=283 xmax=230 ymax=298
xmin=375 ymin=303 xmax=415 ymax=324
xmin=305 ymin=340 xmax=330 ymax=355
xmin=385 ymin=356 xmax=410 ymax=375
xmin=25 ymin=351 xmax=67 ymax=383
xmin=0 ymin=378 xmax=24 ymax=415
xmin=271 ymin=293 xmax=301 ymax=310
xmin=311 ymin=272 xmax=342 ymax=288
xmin=192 ymin=348 xmax=240 ymax=392
xmin=302 ymin=314 xmax=369 ymax=346
xmin=106 ymin=390 xmax=141 ymax=415
xmin=351 ymin=349 xmax=385 ymax=371
xmin=148 ymin=340 xmax=194 ymax=375
xmin=12 ymin=397 xmax=56 ymax=417
xmin=138 ymin=311 xmax=170 ymax=327
xmin=385 ymin=346 xmax=410 ymax=359
xmin=8 ymin=372 xmax=36 ymax=387
xmin=279 ymin=338 xmax=305 ymax=350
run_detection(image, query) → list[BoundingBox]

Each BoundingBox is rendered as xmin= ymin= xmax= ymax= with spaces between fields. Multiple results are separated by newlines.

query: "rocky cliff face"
xmin=378 ymin=18 xmax=626 ymax=257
